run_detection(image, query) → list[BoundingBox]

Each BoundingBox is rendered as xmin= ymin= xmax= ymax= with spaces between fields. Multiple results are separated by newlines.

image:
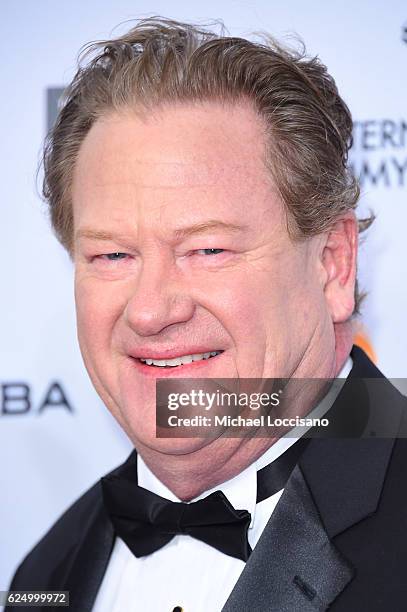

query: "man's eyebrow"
xmin=75 ymin=221 xmax=247 ymax=243
xmin=172 ymin=221 xmax=247 ymax=240
xmin=75 ymin=229 xmax=132 ymax=242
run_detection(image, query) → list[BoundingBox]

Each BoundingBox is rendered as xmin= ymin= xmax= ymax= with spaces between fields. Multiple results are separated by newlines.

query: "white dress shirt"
xmin=92 ymin=359 xmax=352 ymax=612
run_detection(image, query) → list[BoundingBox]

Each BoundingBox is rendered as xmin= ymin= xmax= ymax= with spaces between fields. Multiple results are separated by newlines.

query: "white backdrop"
xmin=1 ymin=0 xmax=406 ymax=590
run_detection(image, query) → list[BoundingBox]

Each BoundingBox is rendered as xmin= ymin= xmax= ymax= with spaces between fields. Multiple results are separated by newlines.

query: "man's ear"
xmin=320 ymin=212 xmax=358 ymax=323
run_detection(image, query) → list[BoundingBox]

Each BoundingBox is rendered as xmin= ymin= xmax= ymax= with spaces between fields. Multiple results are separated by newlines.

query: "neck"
xmin=334 ymin=320 xmax=355 ymax=375
xmin=137 ymin=437 xmax=280 ymax=501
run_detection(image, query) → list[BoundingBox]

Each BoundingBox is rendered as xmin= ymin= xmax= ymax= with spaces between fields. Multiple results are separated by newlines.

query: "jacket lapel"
xmin=222 ymin=464 xmax=355 ymax=611
xmin=50 ymin=454 xmax=141 ymax=611
xmin=50 ymin=487 xmax=115 ymax=612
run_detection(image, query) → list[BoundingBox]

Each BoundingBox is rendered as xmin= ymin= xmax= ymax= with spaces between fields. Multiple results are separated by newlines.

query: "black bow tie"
xmin=102 ymin=478 xmax=251 ymax=561
xmin=101 ymin=438 xmax=309 ymax=562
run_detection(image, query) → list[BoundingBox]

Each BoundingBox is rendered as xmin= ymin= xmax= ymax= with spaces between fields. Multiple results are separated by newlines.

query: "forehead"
xmin=72 ymin=101 xmax=282 ymax=232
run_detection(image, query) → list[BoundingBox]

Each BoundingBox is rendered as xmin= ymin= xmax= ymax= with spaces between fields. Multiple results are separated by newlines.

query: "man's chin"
xmin=132 ymin=434 xmax=217 ymax=457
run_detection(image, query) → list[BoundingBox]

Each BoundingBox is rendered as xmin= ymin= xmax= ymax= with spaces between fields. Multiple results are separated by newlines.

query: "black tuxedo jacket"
xmin=6 ymin=346 xmax=407 ymax=611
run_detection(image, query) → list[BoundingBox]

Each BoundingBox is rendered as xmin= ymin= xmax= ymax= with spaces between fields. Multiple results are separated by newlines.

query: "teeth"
xmin=140 ymin=351 xmax=221 ymax=367
xmin=192 ymin=352 xmax=209 ymax=361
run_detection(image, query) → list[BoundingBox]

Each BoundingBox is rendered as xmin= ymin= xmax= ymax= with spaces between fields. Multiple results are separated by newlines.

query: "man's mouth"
xmin=139 ymin=351 xmax=223 ymax=368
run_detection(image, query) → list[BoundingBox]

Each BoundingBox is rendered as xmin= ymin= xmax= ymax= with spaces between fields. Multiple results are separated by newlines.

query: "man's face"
xmin=72 ymin=101 xmax=332 ymax=452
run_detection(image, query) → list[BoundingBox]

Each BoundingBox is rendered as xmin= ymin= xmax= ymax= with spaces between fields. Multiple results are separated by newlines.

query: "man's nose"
xmin=124 ymin=259 xmax=195 ymax=337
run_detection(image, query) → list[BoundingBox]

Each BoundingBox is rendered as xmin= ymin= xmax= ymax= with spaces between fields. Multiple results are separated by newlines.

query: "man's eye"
xmin=101 ymin=252 xmax=128 ymax=261
xmin=195 ymin=248 xmax=225 ymax=255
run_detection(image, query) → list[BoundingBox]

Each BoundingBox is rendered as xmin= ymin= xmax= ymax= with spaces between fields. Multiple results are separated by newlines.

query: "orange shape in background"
xmin=353 ymin=328 xmax=377 ymax=364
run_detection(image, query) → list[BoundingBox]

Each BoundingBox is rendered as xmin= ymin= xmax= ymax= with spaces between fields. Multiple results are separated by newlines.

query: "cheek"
xmin=201 ymin=272 xmax=273 ymax=341
xmin=208 ymin=258 xmax=322 ymax=344
xmin=74 ymin=277 xmax=126 ymax=355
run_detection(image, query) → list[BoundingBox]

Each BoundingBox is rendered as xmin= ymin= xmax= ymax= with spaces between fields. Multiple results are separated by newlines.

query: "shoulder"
xmin=350 ymin=344 xmax=407 ymax=418
xmin=350 ymin=344 xmax=389 ymax=378
xmin=9 ymin=451 xmax=136 ymax=591
xmin=9 ymin=478 xmax=104 ymax=590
